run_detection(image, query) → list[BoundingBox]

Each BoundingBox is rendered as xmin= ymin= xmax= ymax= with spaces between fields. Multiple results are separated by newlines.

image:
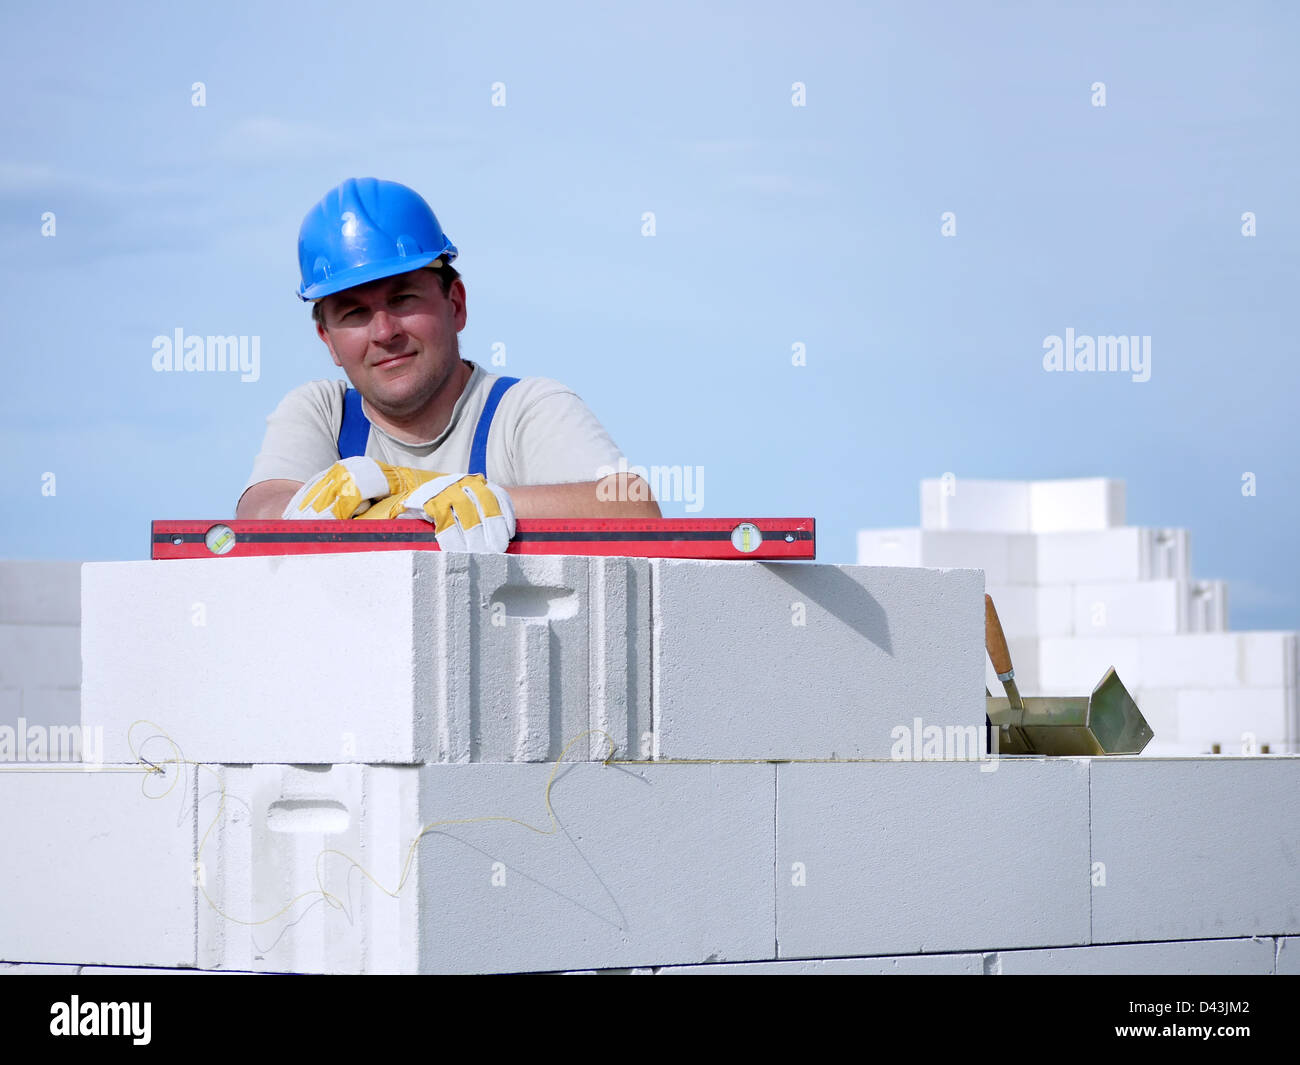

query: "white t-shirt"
xmin=239 ymin=359 xmax=627 ymax=507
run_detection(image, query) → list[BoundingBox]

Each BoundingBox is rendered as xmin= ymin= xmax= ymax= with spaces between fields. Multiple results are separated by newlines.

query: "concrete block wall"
xmin=4 ymin=754 xmax=1297 ymax=974
xmin=0 ymin=562 xmax=83 ymax=740
xmin=860 ymin=478 xmax=1299 ymax=754
xmin=3 ymin=546 xmax=1298 ymax=974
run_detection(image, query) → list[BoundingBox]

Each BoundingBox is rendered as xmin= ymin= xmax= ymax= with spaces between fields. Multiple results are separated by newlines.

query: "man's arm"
xmin=503 ymin=474 xmax=661 ymax=519
xmin=237 ymin=473 xmax=659 ymax=522
xmin=236 ymin=479 xmax=304 ymax=520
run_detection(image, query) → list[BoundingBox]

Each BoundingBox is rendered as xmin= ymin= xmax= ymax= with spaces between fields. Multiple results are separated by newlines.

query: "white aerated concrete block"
xmin=84 ymin=553 xmax=436 ymax=764
xmin=1033 ymin=528 xmax=1189 ymax=585
xmin=1137 ymin=634 xmax=1237 ymax=689
xmin=415 ymin=763 xmax=775 ymax=974
xmin=0 ymin=561 xmax=83 ymax=624
xmin=1239 ymin=631 xmax=1298 ymax=688
xmin=653 ymin=561 xmax=985 ymax=760
xmin=1038 ymin=637 xmax=1142 ymax=692
xmin=1090 ymin=758 xmax=1300 ymax=943
xmin=991 ymin=938 xmax=1275 ymax=975
xmin=1131 ymin=689 xmax=1180 ymax=751
xmin=198 ymin=762 xmax=774 ymax=974
xmin=776 ymin=761 xmax=1091 ymax=958
xmin=84 ymin=553 xmax=649 ymax=764
xmin=1278 ymin=937 xmax=1300 ymax=975
xmin=1028 ymin=479 xmax=1125 ymax=533
xmin=659 ymin=954 xmax=984 ymax=974
xmin=1070 ymin=580 xmax=1183 ymax=637
xmin=0 ymin=962 xmax=82 ymax=973
xmin=985 ymin=585 xmax=1072 ymax=638
xmin=0 ymin=764 xmax=196 ymax=967
xmin=0 ymin=624 xmax=81 ymax=688
xmin=1136 ymin=632 xmax=1297 ymax=690
xmin=921 ymin=479 xmax=1030 ymax=532
xmin=857 ymin=530 xmax=1035 ymax=585
xmin=1175 ymin=689 xmax=1297 ymax=754
xmin=199 ymin=764 xmax=422 ymax=974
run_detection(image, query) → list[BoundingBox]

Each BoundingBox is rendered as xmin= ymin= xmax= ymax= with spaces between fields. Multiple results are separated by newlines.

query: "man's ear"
xmin=448 ymin=277 xmax=468 ymax=331
xmin=316 ymin=320 xmax=343 ymax=368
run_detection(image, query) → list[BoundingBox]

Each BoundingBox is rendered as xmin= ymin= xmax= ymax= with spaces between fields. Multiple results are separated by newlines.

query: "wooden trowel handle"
xmin=984 ymin=594 xmax=1014 ymax=677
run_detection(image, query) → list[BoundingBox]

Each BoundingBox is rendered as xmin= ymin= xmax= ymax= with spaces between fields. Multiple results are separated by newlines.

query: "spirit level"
xmin=151 ymin=518 xmax=815 ymax=561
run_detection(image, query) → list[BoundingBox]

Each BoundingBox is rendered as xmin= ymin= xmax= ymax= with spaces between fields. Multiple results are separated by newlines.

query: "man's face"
xmin=315 ymin=268 xmax=467 ymax=418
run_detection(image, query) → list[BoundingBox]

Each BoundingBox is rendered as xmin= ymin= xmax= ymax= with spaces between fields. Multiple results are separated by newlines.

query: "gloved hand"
xmin=282 ymin=458 xmax=441 ymax=520
xmin=360 ymin=473 xmax=516 ymax=552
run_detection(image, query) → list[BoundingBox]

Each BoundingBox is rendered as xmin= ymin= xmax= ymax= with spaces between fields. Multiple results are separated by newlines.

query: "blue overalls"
xmin=336 ymin=376 xmax=519 ymax=477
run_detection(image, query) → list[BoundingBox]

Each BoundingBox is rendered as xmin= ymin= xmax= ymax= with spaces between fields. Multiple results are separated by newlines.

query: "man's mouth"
xmin=373 ymin=352 xmax=415 ymax=368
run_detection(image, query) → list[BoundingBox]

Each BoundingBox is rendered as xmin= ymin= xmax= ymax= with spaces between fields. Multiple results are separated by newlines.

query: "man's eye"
xmin=341 ymin=308 xmax=363 ymax=320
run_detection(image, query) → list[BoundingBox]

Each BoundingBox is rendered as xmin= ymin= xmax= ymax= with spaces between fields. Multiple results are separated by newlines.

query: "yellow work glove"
xmin=366 ymin=473 xmax=516 ymax=553
xmin=282 ymin=458 xmax=441 ymax=520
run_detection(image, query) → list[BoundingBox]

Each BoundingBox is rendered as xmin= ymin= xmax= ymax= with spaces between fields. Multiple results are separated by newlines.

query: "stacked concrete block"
xmin=856 ymin=529 xmax=1036 ymax=585
xmin=0 ymin=560 xmax=83 ymax=737
xmin=651 ymin=560 xmax=985 ymax=760
xmin=775 ymin=760 xmax=1092 ymax=958
xmin=0 ymin=762 xmax=196 ymax=968
xmin=867 ymin=477 xmax=1297 ymax=755
xmin=981 ymin=585 xmax=1072 ymax=638
xmin=193 ymin=762 xmax=776 ymax=974
xmin=82 ymin=551 xmax=650 ymax=765
xmin=1027 ymin=478 xmax=1126 ymax=533
xmin=1090 ymin=758 xmax=1300 ymax=943
xmin=920 ymin=477 xmax=1125 ymax=534
xmin=414 ymin=763 xmax=775 ymax=974
xmin=922 ymin=479 xmax=1031 ymax=532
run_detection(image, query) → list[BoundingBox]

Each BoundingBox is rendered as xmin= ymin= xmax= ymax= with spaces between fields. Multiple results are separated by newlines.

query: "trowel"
xmin=984 ymin=594 xmax=1153 ymax=756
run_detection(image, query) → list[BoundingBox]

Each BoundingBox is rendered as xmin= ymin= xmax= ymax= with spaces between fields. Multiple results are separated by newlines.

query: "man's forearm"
xmin=236 ymin=479 xmax=303 ymax=520
xmin=504 ymin=475 xmax=661 ymax=519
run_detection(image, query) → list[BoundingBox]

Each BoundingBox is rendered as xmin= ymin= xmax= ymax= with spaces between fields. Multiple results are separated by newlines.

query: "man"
xmin=237 ymin=177 xmax=659 ymax=550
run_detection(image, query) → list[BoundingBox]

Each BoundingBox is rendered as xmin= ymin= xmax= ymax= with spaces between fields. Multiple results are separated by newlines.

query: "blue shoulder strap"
xmin=337 ymin=387 xmax=370 ymax=459
xmin=470 ymin=376 xmax=519 ymax=478
xmin=339 ymin=377 xmax=519 ymax=473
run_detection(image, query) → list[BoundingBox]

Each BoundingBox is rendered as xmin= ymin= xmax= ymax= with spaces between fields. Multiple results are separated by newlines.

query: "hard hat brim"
xmin=296 ymin=247 xmax=457 ymax=302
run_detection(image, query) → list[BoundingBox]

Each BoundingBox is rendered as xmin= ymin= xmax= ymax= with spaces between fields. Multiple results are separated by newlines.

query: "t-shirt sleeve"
xmin=240 ymin=381 xmax=343 ymax=499
xmin=506 ymin=383 xmax=628 ymax=485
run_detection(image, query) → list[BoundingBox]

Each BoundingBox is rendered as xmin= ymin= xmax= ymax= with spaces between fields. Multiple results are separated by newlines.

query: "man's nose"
xmin=368 ymin=309 xmax=403 ymax=340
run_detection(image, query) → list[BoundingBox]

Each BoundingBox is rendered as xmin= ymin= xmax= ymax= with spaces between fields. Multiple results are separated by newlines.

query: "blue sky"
xmin=1 ymin=0 xmax=1296 ymax=628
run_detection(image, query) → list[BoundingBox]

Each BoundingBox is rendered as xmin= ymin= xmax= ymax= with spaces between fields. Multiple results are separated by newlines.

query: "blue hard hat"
xmin=296 ymin=177 xmax=458 ymax=301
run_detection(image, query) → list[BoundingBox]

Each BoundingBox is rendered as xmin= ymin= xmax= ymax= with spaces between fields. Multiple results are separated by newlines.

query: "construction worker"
xmin=236 ymin=177 xmax=660 ymax=551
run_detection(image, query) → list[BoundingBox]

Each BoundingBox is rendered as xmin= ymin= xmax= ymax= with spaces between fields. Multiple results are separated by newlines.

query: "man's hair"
xmin=311 ymin=260 xmax=461 ymax=329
